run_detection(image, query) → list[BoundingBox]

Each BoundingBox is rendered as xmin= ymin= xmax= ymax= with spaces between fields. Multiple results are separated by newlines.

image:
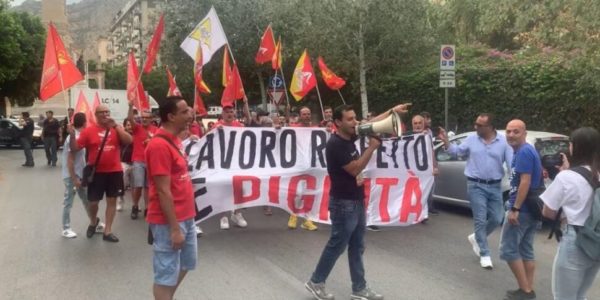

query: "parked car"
xmin=0 ymin=118 xmax=43 ymax=148
xmin=432 ymin=130 xmax=569 ymax=208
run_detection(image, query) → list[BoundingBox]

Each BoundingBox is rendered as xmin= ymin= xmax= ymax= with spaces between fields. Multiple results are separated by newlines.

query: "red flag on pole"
xmin=165 ymin=66 xmax=182 ymax=97
xmin=194 ymin=90 xmax=208 ymax=117
xmin=222 ymin=46 xmax=232 ymax=87
xmin=40 ymin=23 xmax=83 ymax=101
xmin=127 ymin=51 xmax=149 ymax=110
xmin=231 ymin=63 xmax=246 ymax=100
xmin=255 ymin=25 xmax=276 ymax=64
xmin=142 ymin=14 xmax=165 ymax=74
xmin=271 ymin=37 xmax=282 ymax=70
xmin=290 ymin=49 xmax=317 ymax=101
xmin=317 ymin=56 xmax=346 ymax=90
xmin=194 ymin=46 xmax=211 ymax=94
xmin=92 ymin=91 xmax=101 ymax=111
xmin=74 ymin=90 xmax=95 ymax=126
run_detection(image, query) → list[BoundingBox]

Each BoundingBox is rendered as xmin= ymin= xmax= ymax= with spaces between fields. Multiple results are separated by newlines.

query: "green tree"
xmin=0 ymin=5 xmax=45 ymax=108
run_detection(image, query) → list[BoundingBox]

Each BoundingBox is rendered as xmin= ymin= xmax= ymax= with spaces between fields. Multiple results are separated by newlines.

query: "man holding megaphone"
xmin=305 ymin=103 xmax=410 ymax=300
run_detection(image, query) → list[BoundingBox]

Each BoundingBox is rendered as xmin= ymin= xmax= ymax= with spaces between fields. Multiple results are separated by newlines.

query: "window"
xmin=436 ymin=136 xmax=467 ymax=161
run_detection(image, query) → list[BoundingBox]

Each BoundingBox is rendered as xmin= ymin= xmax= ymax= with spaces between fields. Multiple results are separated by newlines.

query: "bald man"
xmin=70 ymin=104 xmax=133 ymax=243
xmin=411 ymin=115 xmax=425 ymax=133
xmin=499 ymin=119 xmax=543 ymax=300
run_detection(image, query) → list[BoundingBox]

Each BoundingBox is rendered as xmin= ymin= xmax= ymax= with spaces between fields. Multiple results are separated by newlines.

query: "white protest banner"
xmin=184 ymin=128 xmax=434 ymax=226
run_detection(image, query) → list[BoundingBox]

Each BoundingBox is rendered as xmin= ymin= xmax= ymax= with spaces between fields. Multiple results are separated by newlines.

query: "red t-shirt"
xmin=145 ymin=128 xmax=195 ymax=224
xmin=289 ymin=122 xmax=317 ymax=128
xmin=188 ymin=123 xmax=204 ymax=137
xmin=215 ymin=120 xmax=244 ymax=127
xmin=77 ymin=124 xmax=123 ymax=173
xmin=131 ymin=123 xmax=158 ymax=163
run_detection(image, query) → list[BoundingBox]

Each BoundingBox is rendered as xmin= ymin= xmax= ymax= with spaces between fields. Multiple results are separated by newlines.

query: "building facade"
xmin=103 ymin=0 xmax=167 ymax=67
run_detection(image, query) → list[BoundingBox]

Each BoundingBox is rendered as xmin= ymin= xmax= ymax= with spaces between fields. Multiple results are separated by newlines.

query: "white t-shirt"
xmin=540 ymin=166 xmax=596 ymax=226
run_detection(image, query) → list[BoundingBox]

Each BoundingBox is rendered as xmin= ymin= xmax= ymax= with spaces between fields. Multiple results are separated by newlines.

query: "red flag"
xmin=194 ymin=90 xmax=208 ymax=117
xmin=231 ymin=63 xmax=246 ymax=100
xmin=92 ymin=91 xmax=101 ymax=111
xmin=165 ymin=66 xmax=182 ymax=97
xmin=272 ymin=37 xmax=282 ymax=70
xmin=290 ymin=49 xmax=317 ymax=101
xmin=220 ymin=63 xmax=246 ymax=107
xmin=255 ymin=25 xmax=276 ymax=64
xmin=127 ymin=51 xmax=149 ymax=110
xmin=318 ymin=56 xmax=346 ymax=90
xmin=74 ymin=90 xmax=95 ymax=126
xmin=222 ymin=46 xmax=232 ymax=87
xmin=40 ymin=23 xmax=84 ymax=101
xmin=194 ymin=46 xmax=211 ymax=94
xmin=142 ymin=14 xmax=165 ymax=74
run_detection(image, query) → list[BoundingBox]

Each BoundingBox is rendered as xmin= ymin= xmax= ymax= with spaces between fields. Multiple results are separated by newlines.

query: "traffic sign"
xmin=439 ymin=70 xmax=455 ymax=88
xmin=440 ymin=45 xmax=456 ymax=71
xmin=268 ymin=75 xmax=284 ymax=89
xmin=267 ymin=88 xmax=285 ymax=105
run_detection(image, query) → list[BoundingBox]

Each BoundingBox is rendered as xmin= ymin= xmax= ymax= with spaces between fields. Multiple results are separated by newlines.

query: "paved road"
xmin=0 ymin=148 xmax=598 ymax=300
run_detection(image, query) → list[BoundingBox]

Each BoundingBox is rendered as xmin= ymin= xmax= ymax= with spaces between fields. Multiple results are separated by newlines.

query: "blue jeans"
xmin=150 ymin=218 xmax=198 ymax=286
xmin=467 ymin=181 xmax=504 ymax=257
xmin=552 ymin=225 xmax=600 ymax=300
xmin=62 ymin=178 xmax=89 ymax=230
xmin=311 ymin=198 xmax=366 ymax=292
xmin=43 ymin=136 xmax=58 ymax=164
xmin=20 ymin=136 xmax=33 ymax=164
xmin=499 ymin=211 xmax=540 ymax=261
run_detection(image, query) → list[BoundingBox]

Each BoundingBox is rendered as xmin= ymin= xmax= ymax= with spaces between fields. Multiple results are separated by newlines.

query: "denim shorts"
xmin=499 ymin=211 xmax=540 ymax=261
xmin=150 ymin=218 xmax=197 ymax=286
xmin=131 ymin=162 xmax=148 ymax=188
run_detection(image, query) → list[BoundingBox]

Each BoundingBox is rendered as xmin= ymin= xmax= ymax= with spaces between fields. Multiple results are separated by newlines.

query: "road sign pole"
xmin=444 ymin=87 xmax=449 ymax=130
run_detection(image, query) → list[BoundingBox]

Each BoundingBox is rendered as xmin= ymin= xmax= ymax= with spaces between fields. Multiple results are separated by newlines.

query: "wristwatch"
xmin=510 ymin=206 xmax=520 ymax=212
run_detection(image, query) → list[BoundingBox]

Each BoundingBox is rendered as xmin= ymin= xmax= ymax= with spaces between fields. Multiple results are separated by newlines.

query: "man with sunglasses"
xmin=438 ymin=113 xmax=513 ymax=269
xmin=127 ymin=103 xmax=159 ymax=220
xmin=69 ymin=105 xmax=133 ymax=242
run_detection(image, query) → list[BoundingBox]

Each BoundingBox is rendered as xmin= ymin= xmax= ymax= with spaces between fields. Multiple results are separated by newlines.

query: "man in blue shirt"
xmin=439 ymin=113 xmax=513 ymax=269
xmin=499 ymin=119 xmax=542 ymax=300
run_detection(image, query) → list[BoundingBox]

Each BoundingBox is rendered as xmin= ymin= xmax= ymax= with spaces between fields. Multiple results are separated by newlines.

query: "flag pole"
xmin=314 ymin=82 xmax=325 ymax=120
xmin=336 ymin=89 xmax=347 ymax=105
xmin=58 ymin=70 xmax=72 ymax=124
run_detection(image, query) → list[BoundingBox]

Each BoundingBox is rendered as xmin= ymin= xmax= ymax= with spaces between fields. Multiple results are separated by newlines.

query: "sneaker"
xmin=504 ymin=289 xmax=536 ymax=300
xmin=429 ymin=209 xmax=439 ymax=216
xmin=117 ymin=199 xmax=124 ymax=211
xmin=95 ymin=220 xmax=105 ymax=233
xmin=468 ymin=233 xmax=480 ymax=257
xmin=351 ymin=287 xmax=384 ymax=300
xmin=301 ymin=220 xmax=318 ymax=231
xmin=195 ymin=225 xmax=203 ymax=237
xmin=231 ymin=212 xmax=248 ymax=228
xmin=480 ymin=256 xmax=493 ymax=269
xmin=367 ymin=225 xmax=381 ymax=232
xmin=305 ymin=281 xmax=334 ymax=300
xmin=220 ymin=217 xmax=230 ymax=230
xmin=131 ymin=205 xmax=139 ymax=220
xmin=288 ymin=215 xmax=298 ymax=229
xmin=102 ymin=233 xmax=119 ymax=243
xmin=62 ymin=229 xmax=77 ymax=238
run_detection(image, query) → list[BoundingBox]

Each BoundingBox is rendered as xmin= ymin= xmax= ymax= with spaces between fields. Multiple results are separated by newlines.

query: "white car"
xmin=433 ymin=130 xmax=569 ymax=207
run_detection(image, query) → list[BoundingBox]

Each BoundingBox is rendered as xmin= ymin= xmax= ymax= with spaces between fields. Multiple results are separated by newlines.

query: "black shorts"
xmin=88 ymin=171 xmax=124 ymax=201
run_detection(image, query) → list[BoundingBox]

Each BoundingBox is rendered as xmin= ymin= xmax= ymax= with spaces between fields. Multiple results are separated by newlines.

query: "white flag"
xmin=180 ymin=6 xmax=228 ymax=65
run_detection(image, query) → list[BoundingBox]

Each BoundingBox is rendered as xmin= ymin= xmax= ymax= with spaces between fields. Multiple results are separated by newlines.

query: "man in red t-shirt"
xmin=214 ymin=102 xmax=250 ymax=230
xmin=145 ymin=96 xmax=197 ymax=299
xmin=69 ymin=104 xmax=133 ymax=242
xmin=127 ymin=103 xmax=159 ymax=220
xmin=286 ymin=106 xmax=319 ymax=231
